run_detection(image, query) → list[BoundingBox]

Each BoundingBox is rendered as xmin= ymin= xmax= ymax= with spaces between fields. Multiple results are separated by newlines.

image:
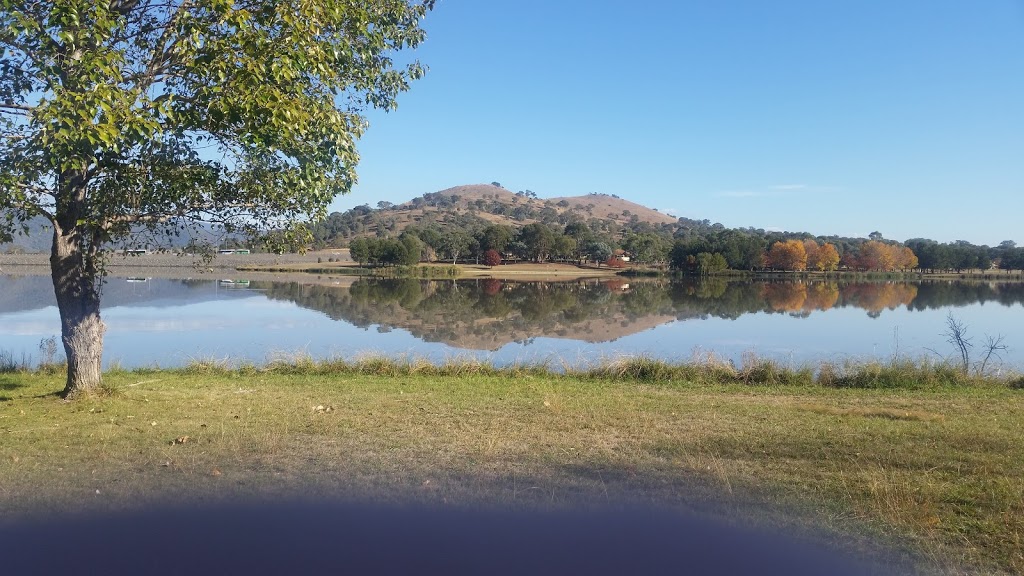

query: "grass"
xmin=143 ymin=352 xmax=1020 ymax=390
xmin=0 ymin=357 xmax=1022 ymax=573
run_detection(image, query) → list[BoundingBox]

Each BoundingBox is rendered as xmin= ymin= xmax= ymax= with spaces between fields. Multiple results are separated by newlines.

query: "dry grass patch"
xmin=0 ymin=368 xmax=1022 ymax=573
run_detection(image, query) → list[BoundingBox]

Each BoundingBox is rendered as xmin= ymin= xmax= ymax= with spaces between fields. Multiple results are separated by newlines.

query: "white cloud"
xmin=769 ymin=184 xmax=808 ymax=191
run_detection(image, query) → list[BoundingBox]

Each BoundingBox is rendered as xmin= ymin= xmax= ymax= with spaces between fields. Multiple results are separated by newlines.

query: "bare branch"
xmin=0 ymin=102 xmax=33 ymax=112
xmin=977 ymin=334 xmax=1008 ymax=376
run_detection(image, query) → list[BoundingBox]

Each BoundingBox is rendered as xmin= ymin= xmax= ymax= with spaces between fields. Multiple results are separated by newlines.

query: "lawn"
xmin=1 ymin=365 xmax=1021 ymax=574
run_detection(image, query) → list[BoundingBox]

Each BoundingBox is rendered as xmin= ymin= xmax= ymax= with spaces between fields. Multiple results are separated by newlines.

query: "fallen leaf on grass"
xmin=312 ymin=405 xmax=334 ymax=414
xmin=211 ymin=469 xmax=222 ymax=477
xmin=170 ymin=435 xmax=191 ymax=445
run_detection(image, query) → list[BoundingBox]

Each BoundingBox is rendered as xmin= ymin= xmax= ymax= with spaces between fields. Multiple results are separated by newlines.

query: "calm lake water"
xmin=2 ymin=274 xmax=1024 ymax=370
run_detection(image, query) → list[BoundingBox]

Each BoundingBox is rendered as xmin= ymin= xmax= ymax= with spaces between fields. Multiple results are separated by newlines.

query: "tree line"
xmin=313 ymin=199 xmax=1024 ymax=274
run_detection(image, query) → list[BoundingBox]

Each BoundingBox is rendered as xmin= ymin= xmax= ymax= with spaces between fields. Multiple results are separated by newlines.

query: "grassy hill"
xmin=315 ymin=183 xmax=680 ymax=246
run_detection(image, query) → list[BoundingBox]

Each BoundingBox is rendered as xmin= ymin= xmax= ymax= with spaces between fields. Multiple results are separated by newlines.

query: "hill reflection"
xmin=253 ymin=278 xmax=1024 ymax=350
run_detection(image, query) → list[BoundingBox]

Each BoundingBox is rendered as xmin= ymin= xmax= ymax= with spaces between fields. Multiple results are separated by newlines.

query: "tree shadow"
xmin=0 ymin=375 xmax=26 ymax=391
xmin=0 ymin=375 xmax=61 ymax=399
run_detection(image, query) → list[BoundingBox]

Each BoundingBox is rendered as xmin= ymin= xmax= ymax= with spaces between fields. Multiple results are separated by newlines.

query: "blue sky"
xmin=332 ymin=0 xmax=1024 ymax=246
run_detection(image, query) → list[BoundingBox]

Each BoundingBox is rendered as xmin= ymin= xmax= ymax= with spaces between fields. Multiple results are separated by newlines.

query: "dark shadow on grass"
xmin=0 ymin=376 xmax=26 ymax=391
xmin=30 ymin=390 xmax=63 ymax=399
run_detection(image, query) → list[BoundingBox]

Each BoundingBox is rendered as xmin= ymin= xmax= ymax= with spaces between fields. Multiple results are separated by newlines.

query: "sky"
xmin=332 ymin=0 xmax=1024 ymax=246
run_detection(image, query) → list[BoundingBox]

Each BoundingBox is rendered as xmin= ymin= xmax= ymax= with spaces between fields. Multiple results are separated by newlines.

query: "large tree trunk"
xmin=51 ymin=215 xmax=106 ymax=398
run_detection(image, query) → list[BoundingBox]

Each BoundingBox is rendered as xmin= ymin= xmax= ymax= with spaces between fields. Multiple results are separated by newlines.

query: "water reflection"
xmin=255 ymin=278 xmax=678 ymax=350
xmin=253 ymin=278 xmax=1024 ymax=349
xmin=2 ymin=274 xmax=1024 ymax=367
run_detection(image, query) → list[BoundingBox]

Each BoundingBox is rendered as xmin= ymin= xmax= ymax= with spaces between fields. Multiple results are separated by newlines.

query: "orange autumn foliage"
xmin=766 ymin=240 xmax=807 ymax=271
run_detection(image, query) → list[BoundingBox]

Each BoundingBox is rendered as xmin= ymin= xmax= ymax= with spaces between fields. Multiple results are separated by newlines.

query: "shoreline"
xmin=4 ymin=252 xmax=1022 ymax=282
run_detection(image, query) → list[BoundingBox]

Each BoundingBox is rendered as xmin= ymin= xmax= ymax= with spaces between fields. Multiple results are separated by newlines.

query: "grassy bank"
xmin=1 ymin=358 xmax=1022 ymax=573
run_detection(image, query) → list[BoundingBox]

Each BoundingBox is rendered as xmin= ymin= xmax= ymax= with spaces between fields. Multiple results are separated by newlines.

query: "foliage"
xmin=516 ymin=223 xmax=555 ymax=262
xmin=1 ymin=0 xmax=435 ymax=395
xmin=583 ymin=241 xmax=613 ymax=266
xmin=765 ymin=240 xmax=807 ymax=271
xmin=694 ymin=252 xmax=728 ymax=275
xmin=482 ymin=249 xmax=501 ymax=267
xmin=810 ymin=242 xmax=840 ymax=271
xmin=622 ymin=232 xmax=670 ymax=265
xmin=1 ymin=0 xmax=435 ymax=246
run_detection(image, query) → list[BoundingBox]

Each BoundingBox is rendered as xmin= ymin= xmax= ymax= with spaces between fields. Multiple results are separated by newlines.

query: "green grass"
xmin=1 ymin=359 xmax=1022 ymax=573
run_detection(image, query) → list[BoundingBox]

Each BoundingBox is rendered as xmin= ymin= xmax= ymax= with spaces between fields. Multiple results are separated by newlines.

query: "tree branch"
xmin=137 ymin=0 xmax=194 ymax=95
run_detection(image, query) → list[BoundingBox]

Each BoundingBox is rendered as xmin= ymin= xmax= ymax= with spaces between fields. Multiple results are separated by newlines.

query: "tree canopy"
xmin=0 ymin=0 xmax=434 ymax=396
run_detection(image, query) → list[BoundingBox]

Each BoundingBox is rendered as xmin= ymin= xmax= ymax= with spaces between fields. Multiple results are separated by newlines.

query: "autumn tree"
xmin=894 ymin=246 xmax=919 ymax=271
xmin=765 ymin=240 xmax=807 ymax=271
xmin=808 ymin=242 xmax=840 ymax=272
xmin=483 ymin=249 xmax=502 ymax=267
xmin=802 ymin=240 xmax=821 ymax=270
xmin=0 ymin=0 xmax=434 ymax=397
xmin=857 ymin=241 xmax=897 ymax=271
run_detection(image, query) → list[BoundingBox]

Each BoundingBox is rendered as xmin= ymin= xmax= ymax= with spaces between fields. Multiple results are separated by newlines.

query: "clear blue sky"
xmin=332 ymin=0 xmax=1024 ymax=246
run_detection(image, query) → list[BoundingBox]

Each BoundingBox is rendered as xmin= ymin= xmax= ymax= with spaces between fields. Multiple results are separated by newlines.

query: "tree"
xmin=398 ymin=233 xmax=423 ymax=266
xmin=765 ymin=240 xmax=807 ymax=271
xmin=483 ymin=249 xmax=502 ymax=267
xmin=813 ymin=243 xmax=841 ymax=272
xmin=894 ymin=246 xmax=918 ymax=271
xmin=623 ymin=232 xmax=670 ymax=265
xmin=349 ymin=238 xmax=371 ymax=266
xmin=551 ymin=235 xmax=576 ymax=262
xmin=439 ymin=229 xmax=472 ymax=264
xmin=517 ymin=223 xmax=555 ymax=262
xmin=695 ymin=252 xmax=728 ymax=275
xmin=858 ymin=241 xmax=896 ymax=271
xmin=583 ymin=241 xmax=613 ymax=266
xmin=0 ymin=0 xmax=434 ymax=397
xmin=477 ymin=224 xmax=513 ymax=253
xmin=377 ymin=238 xmax=408 ymax=267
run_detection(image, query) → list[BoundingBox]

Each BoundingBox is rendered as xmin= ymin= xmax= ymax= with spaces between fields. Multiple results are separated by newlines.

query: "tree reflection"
xmin=247 ymin=278 xmax=1024 ymax=350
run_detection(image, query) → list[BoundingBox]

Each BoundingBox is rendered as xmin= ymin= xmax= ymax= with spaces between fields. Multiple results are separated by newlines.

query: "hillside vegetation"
xmin=313 ymin=183 xmax=676 ymax=246
xmin=308 ymin=184 xmax=1024 ymax=275
xmin=7 ymin=183 xmax=1023 ymax=275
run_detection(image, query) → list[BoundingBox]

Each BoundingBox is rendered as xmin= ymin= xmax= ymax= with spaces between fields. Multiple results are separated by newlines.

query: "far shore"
xmin=3 ymin=251 xmax=1021 ymax=281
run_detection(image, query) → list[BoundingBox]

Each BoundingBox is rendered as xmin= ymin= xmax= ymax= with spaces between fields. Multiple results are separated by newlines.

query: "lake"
xmin=2 ymin=273 xmax=1023 ymax=371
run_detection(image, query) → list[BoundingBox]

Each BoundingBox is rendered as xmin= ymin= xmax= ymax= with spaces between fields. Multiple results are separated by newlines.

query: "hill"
xmin=314 ymin=183 xmax=679 ymax=246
